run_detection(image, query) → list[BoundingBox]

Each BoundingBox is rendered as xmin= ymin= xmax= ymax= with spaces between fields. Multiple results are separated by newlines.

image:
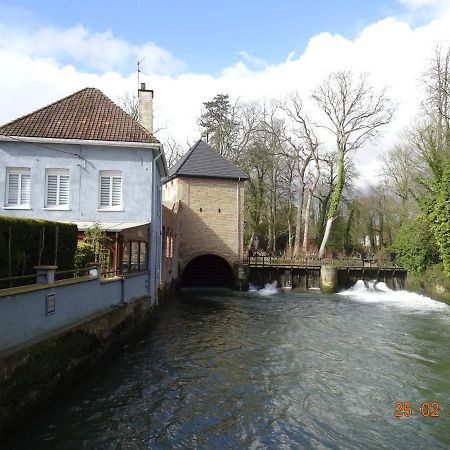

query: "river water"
xmin=5 ymin=283 xmax=450 ymax=449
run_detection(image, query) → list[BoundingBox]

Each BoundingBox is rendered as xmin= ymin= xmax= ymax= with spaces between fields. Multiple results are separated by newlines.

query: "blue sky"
xmin=1 ymin=0 xmax=408 ymax=74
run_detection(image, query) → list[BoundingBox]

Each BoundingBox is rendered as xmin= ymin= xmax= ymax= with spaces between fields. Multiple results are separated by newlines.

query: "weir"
xmin=247 ymin=255 xmax=407 ymax=291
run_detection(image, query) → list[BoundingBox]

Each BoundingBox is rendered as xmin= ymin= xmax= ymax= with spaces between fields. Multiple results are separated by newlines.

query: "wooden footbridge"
xmin=247 ymin=254 xmax=407 ymax=291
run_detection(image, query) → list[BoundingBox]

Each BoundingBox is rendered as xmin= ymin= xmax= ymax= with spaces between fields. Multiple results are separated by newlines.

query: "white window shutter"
xmin=6 ymin=168 xmax=31 ymax=206
xmin=59 ymin=175 xmax=69 ymax=205
xmin=46 ymin=174 xmax=58 ymax=206
xmin=20 ymin=174 xmax=31 ymax=204
xmin=99 ymin=171 xmax=122 ymax=209
xmin=8 ymin=173 xmax=19 ymax=204
xmin=100 ymin=176 xmax=111 ymax=206
xmin=45 ymin=169 xmax=69 ymax=207
xmin=111 ymin=176 xmax=122 ymax=206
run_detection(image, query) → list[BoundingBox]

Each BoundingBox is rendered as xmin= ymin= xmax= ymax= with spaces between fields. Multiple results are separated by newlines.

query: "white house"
xmin=0 ymin=84 xmax=168 ymax=299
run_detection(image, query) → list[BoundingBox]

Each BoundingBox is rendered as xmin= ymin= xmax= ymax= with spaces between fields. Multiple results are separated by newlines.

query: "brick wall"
xmin=161 ymin=201 xmax=179 ymax=283
xmin=174 ymin=176 xmax=245 ymax=270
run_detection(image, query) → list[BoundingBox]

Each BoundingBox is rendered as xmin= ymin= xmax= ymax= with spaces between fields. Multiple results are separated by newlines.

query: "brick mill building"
xmin=162 ymin=140 xmax=248 ymax=287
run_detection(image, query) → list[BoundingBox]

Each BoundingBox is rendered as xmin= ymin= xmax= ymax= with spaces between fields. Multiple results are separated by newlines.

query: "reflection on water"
xmin=4 ymin=285 xmax=450 ymax=449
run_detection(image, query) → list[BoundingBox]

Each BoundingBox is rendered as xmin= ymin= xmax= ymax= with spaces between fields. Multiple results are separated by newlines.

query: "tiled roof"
xmin=0 ymin=88 xmax=159 ymax=144
xmin=167 ymin=139 xmax=249 ymax=181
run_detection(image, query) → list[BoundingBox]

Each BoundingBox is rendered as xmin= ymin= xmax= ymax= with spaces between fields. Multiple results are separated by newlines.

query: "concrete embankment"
xmin=0 ymin=295 xmax=159 ymax=437
xmin=0 ymin=271 xmax=175 ymax=438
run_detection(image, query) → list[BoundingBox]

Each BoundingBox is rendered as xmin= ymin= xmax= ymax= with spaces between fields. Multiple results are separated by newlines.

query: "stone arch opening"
xmin=181 ymin=254 xmax=234 ymax=288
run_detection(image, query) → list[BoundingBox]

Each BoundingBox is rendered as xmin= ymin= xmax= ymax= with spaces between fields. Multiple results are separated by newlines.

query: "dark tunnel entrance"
xmin=181 ymin=255 xmax=235 ymax=288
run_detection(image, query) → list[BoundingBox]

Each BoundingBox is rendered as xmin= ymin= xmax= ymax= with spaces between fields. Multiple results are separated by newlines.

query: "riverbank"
xmin=406 ymin=263 xmax=450 ymax=305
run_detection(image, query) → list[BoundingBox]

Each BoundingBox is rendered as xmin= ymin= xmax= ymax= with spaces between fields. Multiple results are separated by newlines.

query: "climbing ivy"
xmin=390 ymin=216 xmax=440 ymax=277
xmin=327 ymin=153 xmax=345 ymax=220
xmin=421 ymin=160 xmax=450 ymax=276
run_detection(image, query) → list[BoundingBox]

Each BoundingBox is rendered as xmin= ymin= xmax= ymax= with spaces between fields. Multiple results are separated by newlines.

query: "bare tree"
xmin=381 ymin=142 xmax=420 ymax=219
xmin=312 ymin=71 xmax=394 ymax=258
xmin=276 ymin=93 xmax=320 ymax=256
xmin=422 ymin=44 xmax=450 ymax=153
xmin=117 ymin=91 xmax=139 ymax=121
xmin=302 ymin=152 xmax=320 ymax=254
xmin=164 ymin=137 xmax=185 ymax=168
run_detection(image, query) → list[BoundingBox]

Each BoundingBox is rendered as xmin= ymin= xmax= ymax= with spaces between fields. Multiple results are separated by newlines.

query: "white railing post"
xmin=88 ymin=263 xmax=102 ymax=279
xmin=33 ymin=265 xmax=58 ymax=284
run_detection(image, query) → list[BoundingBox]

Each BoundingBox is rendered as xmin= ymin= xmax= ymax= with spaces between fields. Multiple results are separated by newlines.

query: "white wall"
xmin=0 ymin=272 xmax=150 ymax=353
xmin=0 ymin=141 xmax=155 ymax=223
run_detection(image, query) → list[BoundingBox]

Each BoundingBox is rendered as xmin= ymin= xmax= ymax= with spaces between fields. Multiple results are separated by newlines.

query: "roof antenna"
xmin=137 ymin=57 xmax=149 ymax=90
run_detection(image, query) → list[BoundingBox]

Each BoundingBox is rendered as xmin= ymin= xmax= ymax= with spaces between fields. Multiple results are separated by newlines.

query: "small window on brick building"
xmin=218 ymin=208 xmax=221 ymax=213
xmin=199 ymin=208 xmax=202 ymax=212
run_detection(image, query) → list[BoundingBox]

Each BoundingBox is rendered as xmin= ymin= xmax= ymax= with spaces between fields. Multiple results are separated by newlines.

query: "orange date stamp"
xmin=394 ymin=401 xmax=450 ymax=417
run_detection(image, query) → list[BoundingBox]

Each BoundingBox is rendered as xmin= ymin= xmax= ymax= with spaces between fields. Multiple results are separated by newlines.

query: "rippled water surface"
xmin=5 ymin=287 xmax=450 ymax=449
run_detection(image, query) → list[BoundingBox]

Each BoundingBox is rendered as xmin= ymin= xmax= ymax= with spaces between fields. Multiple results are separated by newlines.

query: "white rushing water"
xmin=340 ymin=280 xmax=449 ymax=311
xmin=249 ymin=281 xmax=279 ymax=296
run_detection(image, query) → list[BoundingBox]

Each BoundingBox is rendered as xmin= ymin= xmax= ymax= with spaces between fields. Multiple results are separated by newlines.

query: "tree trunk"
xmin=302 ymin=191 xmax=312 ymax=255
xmin=318 ymin=152 xmax=345 ymax=258
xmin=293 ymin=171 xmax=306 ymax=256
xmin=318 ymin=218 xmax=334 ymax=258
xmin=302 ymin=164 xmax=320 ymax=254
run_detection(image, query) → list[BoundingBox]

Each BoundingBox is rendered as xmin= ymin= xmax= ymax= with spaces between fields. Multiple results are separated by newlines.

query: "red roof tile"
xmin=0 ymin=88 xmax=159 ymax=144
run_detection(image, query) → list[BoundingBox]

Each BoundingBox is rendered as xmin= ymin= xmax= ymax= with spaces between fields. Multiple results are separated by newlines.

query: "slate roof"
xmin=0 ymin=87 xmax=159 ymax=144
xmin=166 ymin=140 xmax=249 ymax=181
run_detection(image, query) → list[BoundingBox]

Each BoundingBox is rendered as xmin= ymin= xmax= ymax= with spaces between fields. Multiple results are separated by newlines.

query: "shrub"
xmin=390 ymin=216 xmax=440 ymax=277
xmin=74 ymin=242 xmax=96 ymax=271
xmin=0 ymin=217 xmax=78 ymax=283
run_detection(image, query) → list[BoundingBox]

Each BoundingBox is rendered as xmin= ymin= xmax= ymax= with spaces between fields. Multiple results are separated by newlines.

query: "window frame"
xmin=44 ymin=168 xmax=70 ymax=209
xmin=5 ymin=167 xmax=31 ymax=209
xmin=98 ymin=170 xmax=123 ymax=211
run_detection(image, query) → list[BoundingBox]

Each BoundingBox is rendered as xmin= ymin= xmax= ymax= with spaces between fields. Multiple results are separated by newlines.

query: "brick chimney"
xmin=138 ymin=82 xmax=153 ymax=133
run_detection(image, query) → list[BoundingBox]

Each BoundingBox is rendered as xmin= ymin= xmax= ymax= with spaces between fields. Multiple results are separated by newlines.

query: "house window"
xmin=99 ymin=170 xmax=122 ymax=209
xmin=45 ymin=169 xmax=69 ymax=208
xmin=121 ymin=240 xmax=147 ymax=273
xmin=6 ymin=167 xmax=31 ymax=207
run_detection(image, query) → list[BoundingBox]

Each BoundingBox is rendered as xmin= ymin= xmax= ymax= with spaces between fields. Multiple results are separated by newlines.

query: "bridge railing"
xmin=247 ymin=253 xmax=401 ymax=269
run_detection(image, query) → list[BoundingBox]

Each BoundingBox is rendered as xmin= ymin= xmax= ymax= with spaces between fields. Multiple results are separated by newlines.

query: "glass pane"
xmin=140 ymin=242 xmax=147 ymax=270
xmin=122 ymin=241 xmax=130 ymax=273
xmin=131 ymin=241 xmax=139 ymax=272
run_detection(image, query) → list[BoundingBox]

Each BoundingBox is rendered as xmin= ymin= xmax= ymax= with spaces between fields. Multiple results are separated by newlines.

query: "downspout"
xmin=236 ymin=178 xmax=241 ymax=262
xmin=150 ymin=148 xmax=163 ymax=305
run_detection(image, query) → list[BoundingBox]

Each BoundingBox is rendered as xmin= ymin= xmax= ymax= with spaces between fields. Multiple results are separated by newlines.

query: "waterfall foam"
xmin=248 ymin=281 xmax=279 ymax=296
xmin=339 ymin=280 xmax=449 ymax=311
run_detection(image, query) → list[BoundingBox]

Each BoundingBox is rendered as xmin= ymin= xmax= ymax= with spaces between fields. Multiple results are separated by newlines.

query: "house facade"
xmin=0 ymin=85 xmax=167 ymax=299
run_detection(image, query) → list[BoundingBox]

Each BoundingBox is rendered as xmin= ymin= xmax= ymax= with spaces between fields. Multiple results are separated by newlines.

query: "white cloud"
xmin=1 ymin=7 xmax=450 ymax=183
xmin=0 ymin=22 xmax=185 ymax=74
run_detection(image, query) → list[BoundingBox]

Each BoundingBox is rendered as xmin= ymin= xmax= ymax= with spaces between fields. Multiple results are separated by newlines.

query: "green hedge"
xmin=0 ymin=217 xmax=78 ymax=282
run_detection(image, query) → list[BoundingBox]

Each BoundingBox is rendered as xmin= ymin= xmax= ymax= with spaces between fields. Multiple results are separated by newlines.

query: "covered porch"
xmin=73 ymin=221 xmax=150 ymax=275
